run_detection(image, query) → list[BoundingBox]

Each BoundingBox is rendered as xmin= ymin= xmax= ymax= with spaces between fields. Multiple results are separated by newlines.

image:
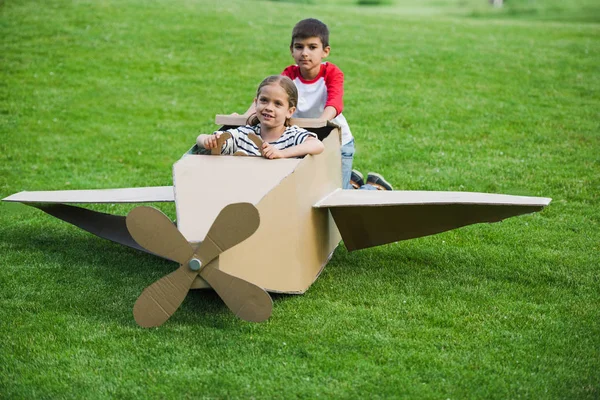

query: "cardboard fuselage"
xmin=179 ymin=123 xmax=343 ymax=293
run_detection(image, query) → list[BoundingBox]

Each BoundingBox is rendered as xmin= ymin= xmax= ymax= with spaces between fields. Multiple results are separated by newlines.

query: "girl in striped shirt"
xmin=196 ymin=76 xmax=324 ymax=159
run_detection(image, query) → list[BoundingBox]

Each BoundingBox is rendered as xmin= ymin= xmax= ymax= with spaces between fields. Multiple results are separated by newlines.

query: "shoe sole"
xmin=367 ymin=172 xmax=393 ymax=190
xmin=350 ymin=169 xmax=365 ymax=188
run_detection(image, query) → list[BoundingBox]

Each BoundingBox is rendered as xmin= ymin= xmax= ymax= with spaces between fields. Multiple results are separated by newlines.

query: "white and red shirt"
xmin=282 ymin=62 xmax=353 ymax=145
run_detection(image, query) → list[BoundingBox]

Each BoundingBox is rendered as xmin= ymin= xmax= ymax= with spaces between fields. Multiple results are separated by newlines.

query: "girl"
xmin=196 ymin=75 xmax=324 ymax=159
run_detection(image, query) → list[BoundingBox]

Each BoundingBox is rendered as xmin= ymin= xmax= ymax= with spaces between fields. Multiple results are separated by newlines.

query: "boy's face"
xmin=290 ymin=37 xmax=330 ymax=79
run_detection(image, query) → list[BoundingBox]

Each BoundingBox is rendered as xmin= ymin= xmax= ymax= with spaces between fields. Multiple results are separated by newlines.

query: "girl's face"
xmin=254 ymin=83 xmax=296 ymax=130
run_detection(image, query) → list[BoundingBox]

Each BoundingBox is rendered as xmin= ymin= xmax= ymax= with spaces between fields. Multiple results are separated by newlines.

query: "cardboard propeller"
xmin=126 ymin=203 xmax=272 ymax=327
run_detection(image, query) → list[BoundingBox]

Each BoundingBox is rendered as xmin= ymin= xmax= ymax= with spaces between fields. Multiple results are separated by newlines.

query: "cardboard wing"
xmin=315 ymin=189 xmax=552 ymax=251
xmin=2 ymin=186 xmax=175 ymax=256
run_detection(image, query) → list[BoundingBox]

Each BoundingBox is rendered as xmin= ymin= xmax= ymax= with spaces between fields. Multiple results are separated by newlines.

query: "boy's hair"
xmin=248 ymin=75 xmax=298 ymax=126
xmin=290 ymin=18 xmax=329 ymax=48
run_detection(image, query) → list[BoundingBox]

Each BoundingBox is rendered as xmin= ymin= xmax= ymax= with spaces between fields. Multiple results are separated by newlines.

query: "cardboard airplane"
xmin=3 ymin=116 xmax=552 ymax=327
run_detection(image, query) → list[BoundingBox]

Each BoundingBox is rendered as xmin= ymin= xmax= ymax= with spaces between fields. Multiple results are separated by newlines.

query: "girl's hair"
xmin=247 ymin=75 xmax=298 ymax=126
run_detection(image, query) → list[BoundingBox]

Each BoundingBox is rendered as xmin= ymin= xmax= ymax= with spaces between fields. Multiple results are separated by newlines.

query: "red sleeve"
xmin=281 ymin=65 xmax=301 ymax=80
xmin=324 ymin=63 xmax=344 ymax=116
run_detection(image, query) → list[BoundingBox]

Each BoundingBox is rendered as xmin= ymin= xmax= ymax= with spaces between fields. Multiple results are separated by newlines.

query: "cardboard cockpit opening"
xmin=187 ymin=116 xmax=338 ymax=158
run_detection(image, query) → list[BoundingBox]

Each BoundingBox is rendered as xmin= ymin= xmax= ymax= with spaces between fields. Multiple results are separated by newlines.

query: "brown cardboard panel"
xmin=215 ymin=127 xmax=342 ymax=293
xmin=25 ymin=203 xmax=164 ymax=257
xmin=129 ymin=202 xmax=269 ymax=326
xmin=215 ymin=115 xmax=332 ymax=129
xmin=317 ymin=190 xmax=551 ymax=251
xmin=196 ymin=203 xmax=260 ymax=266
xmin=200 ymin=266 xmax=272 ymax=322
xmin=211 ymin=132 xmax=233 ymax=155
xmin=248 ymin=133 xmax=263 ymax=150
xmin=2 ymin=186 xmax=174 ymax=204
xmin=133 ymin=264 xmax=198 ymax=328
xmin=126 ymin=206 xmax=194 ymax=264
xmin=173 ymin=155 xmax=301 ymax=243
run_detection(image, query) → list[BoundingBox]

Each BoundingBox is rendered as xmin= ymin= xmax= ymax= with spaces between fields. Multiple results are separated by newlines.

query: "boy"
xmin=243 ymin=19 xmax=393 ymax=190
xmin=283 ymin=18 xmax=392 ymax=190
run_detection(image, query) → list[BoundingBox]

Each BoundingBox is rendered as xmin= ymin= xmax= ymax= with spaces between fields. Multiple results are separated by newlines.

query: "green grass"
xmin=1 ymin=0 xmax=599 ymax=398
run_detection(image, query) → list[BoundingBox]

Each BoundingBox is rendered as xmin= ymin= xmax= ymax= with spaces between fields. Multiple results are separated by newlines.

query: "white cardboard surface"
xmin=174 ymin=156 xmax=301 ymax=242
xmin=3 ymin=186 xmax=175 ymax=203
xmin=316 ymin=189 xmax=551 ymax=207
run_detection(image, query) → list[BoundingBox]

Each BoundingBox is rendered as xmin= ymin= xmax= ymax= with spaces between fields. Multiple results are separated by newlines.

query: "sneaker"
xmin=350 ymin=170 xmax=364 ymax=189
xmin=366 ymin=172 xmax=393 ymax=191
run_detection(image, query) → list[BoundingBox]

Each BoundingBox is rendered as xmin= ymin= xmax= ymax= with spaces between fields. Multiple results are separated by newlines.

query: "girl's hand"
xmin=202 ymin=132 xmax=222 ymax=149
xmin=262 ymin=142 xmax=284 ymax=159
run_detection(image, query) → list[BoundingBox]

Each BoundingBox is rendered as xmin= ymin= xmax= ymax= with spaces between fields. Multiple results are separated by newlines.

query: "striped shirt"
xmin=217 ymin=125 xmax=317 ymax=157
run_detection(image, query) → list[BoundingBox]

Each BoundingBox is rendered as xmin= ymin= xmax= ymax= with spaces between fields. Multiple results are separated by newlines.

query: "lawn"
xmin=1 ymin=0 xmax=599 ymax=398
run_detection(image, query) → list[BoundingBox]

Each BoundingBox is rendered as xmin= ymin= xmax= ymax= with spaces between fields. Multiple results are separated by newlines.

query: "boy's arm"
xmin=320 ymin=106 xmax=338 ymax=121
xmin=323 ymin=64 xmax=345 ymax=119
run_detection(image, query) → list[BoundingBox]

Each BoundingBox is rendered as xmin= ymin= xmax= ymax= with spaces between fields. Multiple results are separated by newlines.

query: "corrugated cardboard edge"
xmin=2 ymin=186 xmax=175 ymax=203
xmin=215 ymin=115 xmax=339 ymax=130
xmin=315 ymin=190 xmax=552 ymax=207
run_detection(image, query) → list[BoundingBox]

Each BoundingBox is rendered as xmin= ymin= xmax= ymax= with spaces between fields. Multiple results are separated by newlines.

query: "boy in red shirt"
xmin=243 ymin=19 xmax=392 ymax=190
xmin=282 ymin=19 xmax=392 ymax=190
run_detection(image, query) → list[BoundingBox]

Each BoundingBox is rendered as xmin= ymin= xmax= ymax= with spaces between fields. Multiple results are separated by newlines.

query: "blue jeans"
xmin=341 ymin=139 xmax=377 ymax=191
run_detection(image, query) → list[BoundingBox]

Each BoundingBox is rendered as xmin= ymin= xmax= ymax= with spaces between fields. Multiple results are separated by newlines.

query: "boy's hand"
xmin=261 ymin=142 xmax=284 ymax=159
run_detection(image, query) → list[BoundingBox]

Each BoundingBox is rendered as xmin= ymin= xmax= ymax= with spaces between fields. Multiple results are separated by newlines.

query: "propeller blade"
xmin=248 ymin=133 xmax=263 ymax=155
xmin=130 ymin=203 xmax=261 ymax=327
xmin=211 ymin=132 xmax=233 ymax=155
xmin=196 ymin=202 xmax=260 ymax=266
xmin=200 ymin=266 xmax=272 ymax=322
xmin=248 ymin=132 xmax=263 ymax=147
xmin=126 ymin=206 xmax=194 ymax=264
xmin=133 ymin=265 xmax=198 ymax=328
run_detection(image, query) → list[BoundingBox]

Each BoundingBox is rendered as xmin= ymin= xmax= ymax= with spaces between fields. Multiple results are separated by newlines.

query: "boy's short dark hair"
xmin=290 ymin=18 xmax=329 ymax=48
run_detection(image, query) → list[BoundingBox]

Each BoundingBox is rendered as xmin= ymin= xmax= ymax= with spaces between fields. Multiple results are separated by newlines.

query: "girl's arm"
xmin=261 ymin=137 xmax=324 ymax=159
